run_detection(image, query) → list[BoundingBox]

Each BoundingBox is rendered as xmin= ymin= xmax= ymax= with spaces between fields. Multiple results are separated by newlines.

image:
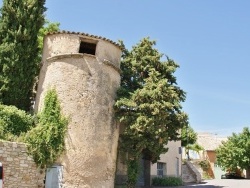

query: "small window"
xmin=79 ymin=40 xmax=96 ymax=55
xmin=157 ymin=162 xmax=166 ymax=177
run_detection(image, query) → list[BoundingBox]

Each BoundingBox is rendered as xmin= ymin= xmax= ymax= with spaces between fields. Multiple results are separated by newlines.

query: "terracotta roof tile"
xmin=197 ymin=133 xmax=227 ymax=151
xmin=46 ymin=30 xmax=122 ymax=49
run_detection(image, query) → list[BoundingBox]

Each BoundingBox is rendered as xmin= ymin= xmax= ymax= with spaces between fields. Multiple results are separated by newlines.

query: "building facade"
xmin=116 ymin=140 xmax=182 ymax=186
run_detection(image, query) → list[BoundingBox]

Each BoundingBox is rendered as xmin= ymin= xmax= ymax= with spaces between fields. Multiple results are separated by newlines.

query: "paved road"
xmin=177 ymin=179 xmax=250 ymax=188
xmin=139 ymin=179 xmax=250 ymax=188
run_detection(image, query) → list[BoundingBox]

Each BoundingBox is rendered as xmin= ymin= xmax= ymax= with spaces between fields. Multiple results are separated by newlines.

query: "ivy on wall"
xmin=24 ymin=88 xmax=68 ymax=168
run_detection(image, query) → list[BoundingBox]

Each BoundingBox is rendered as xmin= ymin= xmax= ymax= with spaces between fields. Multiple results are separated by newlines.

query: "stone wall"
xmin=35 ymin=32 xmax=121 ymax=187
xmin=182 ymin=161 xmax=202 ymax=183
xmin=0 ymin=141 xmax=44 ymax=188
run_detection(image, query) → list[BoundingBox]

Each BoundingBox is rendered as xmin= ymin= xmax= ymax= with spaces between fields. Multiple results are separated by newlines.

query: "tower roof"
xmin=46 ymin=30 xmax=122 ymax=49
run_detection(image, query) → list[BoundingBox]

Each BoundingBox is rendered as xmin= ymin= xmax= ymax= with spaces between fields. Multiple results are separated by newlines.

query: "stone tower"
xmin=35 ymin=31 xmax=122 ymax=187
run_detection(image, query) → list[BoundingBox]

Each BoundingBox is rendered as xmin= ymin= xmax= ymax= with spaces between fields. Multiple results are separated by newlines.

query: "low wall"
xmin=185 ymin=161 xmax=202 ymax=183
xmin=0 ymin=141 xmax=44 ymax=188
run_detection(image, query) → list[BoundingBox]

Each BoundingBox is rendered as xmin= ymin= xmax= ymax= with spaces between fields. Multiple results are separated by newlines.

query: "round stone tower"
xmin=35 ymin=31 xmax=122 ymax=187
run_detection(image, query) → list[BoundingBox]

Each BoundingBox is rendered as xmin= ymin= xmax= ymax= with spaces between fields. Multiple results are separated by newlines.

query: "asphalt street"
xmin=164 ymin=179 xmax=250 ymax=188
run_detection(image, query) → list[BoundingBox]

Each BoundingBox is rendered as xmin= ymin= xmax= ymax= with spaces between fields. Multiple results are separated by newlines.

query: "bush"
xmin=126 ymin=159 xmax=140 ymax=188
xmin=152 ymin=176 xmax=183 ymax=186
xmin=199 ymin=160 xmax=210 ymax=171
xmin=0 ymin=104 xmax=34 ymax=141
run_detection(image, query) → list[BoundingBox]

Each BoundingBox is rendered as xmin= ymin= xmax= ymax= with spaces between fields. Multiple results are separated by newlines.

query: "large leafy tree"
xmin=216 ymin=127 xmax=250 ymax=178
xmin=115 ymin=38 xmax=188 ymax=186
xmin=0 ymin=0 xmax=46 ymax=111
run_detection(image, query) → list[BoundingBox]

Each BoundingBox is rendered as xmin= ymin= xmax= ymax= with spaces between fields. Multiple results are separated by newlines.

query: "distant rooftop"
xmin=197 ymin=132 xmax=227 ymax=151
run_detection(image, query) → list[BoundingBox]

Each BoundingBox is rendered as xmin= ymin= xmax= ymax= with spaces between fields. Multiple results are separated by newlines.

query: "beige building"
xmin=116 ymin=140 xmax=182 ymax=186
xmin=151 ymin=140 xmax=182 ymax=178
xmin=182 ymin=133 xmax=227 ymax=179
xmin=197 ymin=133 xmax=227 ymax=179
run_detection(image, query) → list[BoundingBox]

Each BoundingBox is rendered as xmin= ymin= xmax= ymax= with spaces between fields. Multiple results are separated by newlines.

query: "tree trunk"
xmin=246 ymin=167 xmax=250 ymax=179
xmin=144 ymin=159 xmax=151 ymax=187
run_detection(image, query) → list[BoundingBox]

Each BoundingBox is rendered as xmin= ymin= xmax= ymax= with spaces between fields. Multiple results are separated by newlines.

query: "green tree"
xmin=181 ymin=125 xmax=197 ymax=147
xmin=115 ymin=38 xmax=188 ymax=187
xmin=0 ymin=0 xmax=46 ymax=111
xmin=181 ymin=125 xmax=204 ymax=160
xmin=216 ymin=127 xmax=250 ymax=178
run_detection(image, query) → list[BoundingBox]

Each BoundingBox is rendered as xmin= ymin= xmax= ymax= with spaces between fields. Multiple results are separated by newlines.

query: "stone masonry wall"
xmin=0 ymin=141 xmax=44 ymax=188
xmin=36 ymin=33 xmax=122 ymax=187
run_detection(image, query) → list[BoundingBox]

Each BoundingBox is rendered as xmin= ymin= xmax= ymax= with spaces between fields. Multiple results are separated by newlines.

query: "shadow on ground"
xmin=134 ymin=181 xmax=225 ymax=188
xmin=181 ymin=181 xmax=225 ymax=188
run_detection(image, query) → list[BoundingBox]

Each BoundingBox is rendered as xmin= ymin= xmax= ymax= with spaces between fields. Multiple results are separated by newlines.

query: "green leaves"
xmin=0 ymin=104 xmax=34 ymax=141
xmin=115 ymin=37 xmax=188 ymax=163
xmin=24 ymin=89 xmax=68 ymax=168
xmin=181 ymin=125 xmax=197 ymax=147
xmin=0 ymin=0 xmax=46 ymax=111
xmin=216 ymin=127 xmax=250 ymax=172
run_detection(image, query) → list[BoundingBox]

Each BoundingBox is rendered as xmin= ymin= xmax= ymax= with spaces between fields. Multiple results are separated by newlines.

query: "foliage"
xmin=0 ymin=104 xmax=34 ymax=141
xmin=185 ymin=142 xmax=204 ymax=160
xmin=0 ymin=0 xmax=46 ymax=111
xmin=202 ymin=172 xmax=213 ymax=180
xmin=216 ymin=127 xmax=250 ymax=175
xmin=189 ymin=143 xmax=204 ymax=152
xmin=181 ymin=125 xmax=203 ymax=160
xmin=126 ymin=159 xmax=140 ymax=188
xmin=24 ymin=89 xmax=68 ymax=168
xmin=199 ymin=160 xmax=210 ymax=171
xmin=152 ymin=176 xmax=183 ymax=186
xmin=181 ymin=125 xmax=197 ymax=147
xmin=115 ymin=38 xmax=188 ymax=186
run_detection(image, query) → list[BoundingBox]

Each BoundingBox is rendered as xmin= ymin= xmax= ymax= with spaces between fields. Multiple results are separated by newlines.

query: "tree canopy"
xmin=0 ymin=0 xmax=46 ymax=111
xmin=115 ymin=38 xmax=188 ymax=186
xmin=115 ymin=37 xmax=188 ymax=160
xmin=181 ymin=125 xmax=197 ymax=147
xmin=216 ymin=127 xmax=250 ymax=178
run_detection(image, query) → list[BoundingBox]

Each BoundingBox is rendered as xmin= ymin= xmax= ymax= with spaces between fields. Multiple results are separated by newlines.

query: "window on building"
xmin=157 ymin=162 xmax=166 ymax=177
xmin=79 ymin=40 xmax=97 ymax=55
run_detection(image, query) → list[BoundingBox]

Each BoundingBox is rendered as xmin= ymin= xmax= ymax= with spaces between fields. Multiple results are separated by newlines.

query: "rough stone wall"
xmin=183 ymin=161 xmax=202 ymax=183
xmin=182 ymin=163 xmax=196 ymax=183
xmin=35 ymin=33 xmax=121 ymax=188
xmin=0 ymin=141 xmax=44 ymax=188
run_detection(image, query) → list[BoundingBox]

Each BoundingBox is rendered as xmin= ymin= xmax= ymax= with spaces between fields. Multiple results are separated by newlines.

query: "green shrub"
xmin=24 ymin=89 xmax=68 ymax=168
xmin=0 ymin=104 xmax=34 ymax=141
xmin=199 ymin=160 xmax=210 ymax=171
xmin=152 ymin=176 xmax=183 ymax=186
xmin=126 ymin=159 xmax=140 ymax=188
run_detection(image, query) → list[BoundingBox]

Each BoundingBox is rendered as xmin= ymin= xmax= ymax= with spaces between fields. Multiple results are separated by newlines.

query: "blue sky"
xmin=2 ymin=0 xmax=250 ymax=136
